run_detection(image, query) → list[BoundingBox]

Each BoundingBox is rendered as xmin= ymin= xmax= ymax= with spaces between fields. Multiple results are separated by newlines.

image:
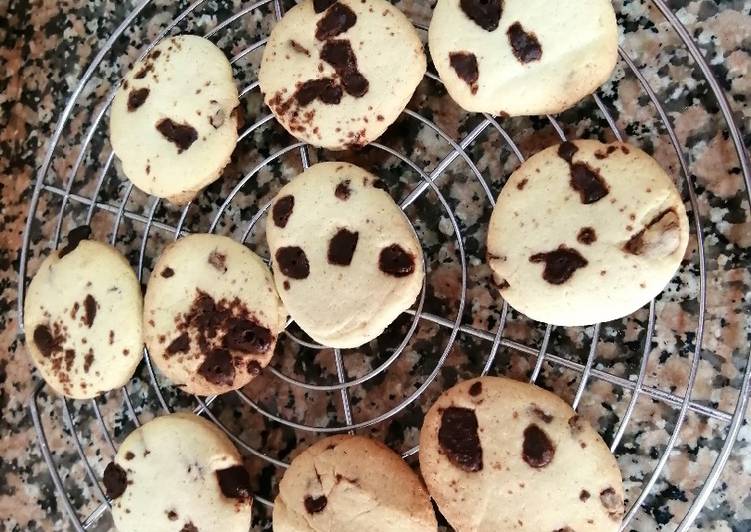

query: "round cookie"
xmin=258 ymin=0 xmax=426 ymax=150
xmin=487 ymin=140 xmax=689 ymax=326
xmin=265 ymin=162 xmax=424 ymax=348
xmin=24 ymin=226 xmax=143 ymax=399
xmin=273 ymin=435 xmax=436 ymax=532
xmin=419 ymin=377 xmax=625 ymax=532
xmin=144 ymin=234 xmax=286 ymax=395
xmin=428 ymin=0 xmax=617 ymax=116
xmin=110 ymin=35 xmax=239 ymax=204
xmin=103 ymin=412 xmax=252 ymax=531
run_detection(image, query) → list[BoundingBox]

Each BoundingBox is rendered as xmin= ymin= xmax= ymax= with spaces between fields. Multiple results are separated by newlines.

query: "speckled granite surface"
xmin=1 ymin=0 xmax=750 ymax=531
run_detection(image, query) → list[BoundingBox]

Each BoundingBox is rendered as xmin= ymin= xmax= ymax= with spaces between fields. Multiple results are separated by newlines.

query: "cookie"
xmin=258 ymin=0 xmax=426 ymax=150
xmin=110 ymin=35 xmax=239 ymax=204
xmin=419 ymin=377 xmax=625 ymax=532
xmin=104 ymin=412 xmax=253 ymax=531
xmin=23 ymin=227 xmax=143 ymax=399
xmin=273 ymin=435 xmax=436 ymax=532
xmin=265 ymin=162 xmax=424 ymax=348
xmin=487 ymin=140 xmax=689 ymax=326
xmin=428 ymin=0 xmax=617 ymax=116
xmin=143 ymin=234 xmax=286 ymax=395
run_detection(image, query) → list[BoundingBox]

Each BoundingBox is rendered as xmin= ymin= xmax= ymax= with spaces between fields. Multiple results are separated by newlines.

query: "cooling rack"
xmin=18 ymin=0 xmax=751 ymax=530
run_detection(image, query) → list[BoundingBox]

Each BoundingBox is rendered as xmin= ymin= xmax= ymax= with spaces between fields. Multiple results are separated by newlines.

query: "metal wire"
xmin=19 ymin=0 xmax=751 ymax=530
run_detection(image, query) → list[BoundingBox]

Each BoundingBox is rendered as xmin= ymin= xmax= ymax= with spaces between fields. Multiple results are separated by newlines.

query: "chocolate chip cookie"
xmin=105 ymin=412 xmax=252 ymax=532
xmin=144 ymin=234 xmax=286 ymax=395
xmin=259 ymin=0 xmax=426 ymax=149
xmin=487 ymin=140 xmax=689 ymax=326
xmin=110 ymin=35 xmax=240 ymax=204
xmin=419 ymin=377 xmax=625 ymax=531
xmin=428 ymin=0 xmax=617 ymax=116
xmin=265 ymin=162 xmax=424 ymax=348
xmin=23 ymin=226 xmax=143 ymax=399
xmin=273 ymin=435 xmax=436 ymax=532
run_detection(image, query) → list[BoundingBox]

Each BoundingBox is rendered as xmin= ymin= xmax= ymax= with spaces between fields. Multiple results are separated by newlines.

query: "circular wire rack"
xmin=19 ymin=0 xmax=751 ymax=530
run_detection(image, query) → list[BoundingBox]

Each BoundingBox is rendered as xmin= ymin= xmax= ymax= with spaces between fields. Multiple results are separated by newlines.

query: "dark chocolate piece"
xmin=335 ymin=179 xmax=351 ymax=199
xmin=275 ymin=246 xmax=310 ymax=279
xmin=507 ymin=22 xmax=542 ymax=63
xmin=379 ymin=244 xmax=416 ymax=277
xmin=59 ymin=225 xmax=91 ymax=258
xmin=272 ymin=195 xmax=295 ymax=228
xmin=103 ymin=462 xmax=128 ymax=499
xmin=155 ymin=118 xmax=198 ymax=153
xmin=320 ymin=40 xmax=369 ymax=97
xmin=438 ymin=406 xmax=483 ymax=472
xmin=570 ymin=162 xmax=608 ymax=204
xmin=623 ymin=209 xmax=679 ymax=256
xmin=468 ymin=381 xmax=482 ymax=396
xmin=216 ymin=465 xmax=252 ymax=500
xmin=327 ymin=228 xmax=359 ymax=266
xmin=313 ymin=0 xmax=337 ymax=13
xmin=180 ymin=523 xmax=198 ymax=532
xmin=580 ymin=489 xmax=591 ymax=502
xmin=197 ymin=348 xmax=235 ymax=385
xmin=449 ymin=52 xmax=479 ymax=94
xmin=223 ymin=317 xmax=273 ymax=353
xmin=166 ymin=332 xmax=190 ymax=355
xmin=577 ymin=227 xmax=596 ymax=245
xmin=33 ymin=325 xmax=60 ymax=357
xmin=529 ymin=246 xmax=588 ymax=285
xmin=127 ymin=88 xmax=149 ymax=111
xmin=522 ymin=423 xmax=555 ymax=468
xmin=294 ymin=78 xmax=343 ymax=106
xmin=161 ymin=267 xmax=175 ymax=278
xmin=304 ymin=495 xmax=328 ymax=514
xmin=558 ymin=141 xmax=579 ymax=163
xmin=247 ymin=360 xmax=262 ymax=376
xmin=83 ymin=294 xmax=97 ymax=327
xmin=459 ymin=0 xmax=502 ymax=31
xmin=315 ymin=3 xmax=357 ymax=41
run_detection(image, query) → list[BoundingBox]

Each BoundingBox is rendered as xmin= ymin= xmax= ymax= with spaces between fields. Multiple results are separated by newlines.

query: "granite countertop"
xmin=2 ymin=0 xmax=750 ymax=531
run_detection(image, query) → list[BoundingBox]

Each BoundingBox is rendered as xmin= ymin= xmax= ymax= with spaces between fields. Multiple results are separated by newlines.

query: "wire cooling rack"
xmin=18 ymin=0 xmax=751 ymax=530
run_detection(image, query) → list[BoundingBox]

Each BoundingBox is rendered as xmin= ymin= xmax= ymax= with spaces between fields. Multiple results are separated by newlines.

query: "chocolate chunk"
xmin=33 ymin=325 xmax=60 ymax=357
xmin=294 ymin=78 xmax=343 ymax=106
xmin=468 ymin=381 xmax=482 ymax=396
xmin=59 ymin=225 xmax=91 ymax=258
xmin=197 ymin=348 xmax=235 ymax=385
xmin=180 ymin=523 xmax=198 ymax=532
xmin=208 ymin=250 xmax=227 ymax=272
xmin=167 ymin=510 xmax=178 ymax=520
xmin=570 ymin=162 xmax=609 ymax=204
xmin=531 ymin=406 xmax=553 ymax=423
xmin=558 ymin=141 xmax=579 ymax=163
xmin=275 ymin=246 xmax=310 ymax=279
xmin=449 ymin=52 xmax=479 ymax=94
xmin=272 ymin=195 xmax=295 ymax=228
xmin=223 ymin=317 xmax=273 ymax=353
xmin=83 ymin=294 xmax=97 ymax=327
xmin=438 ymin=406 xmax=483 ymax=472
xmin=166 ymin=332 xmax=190 ymax=355
xmin=161 ymin=267 xmax=175 ymax=278
xmin=379 ymin=244 xmax=416 ymax=277
xmin=156 ymin=118 xmax=198 ymax=153
xmin=577 ymin=227 xmax=596 ymax=245
xmin=124 ymin=451 xmax=135 ymax=460
xmin=315 ymin=2 xmax=357 ymax=41
xmin=328 ymin=228 xmax=359 ymax=266
xmin=522 ymin=424 xmax=555 ymax=468
xmin=103 ymin=462 xmax=128 ymax=499
xmin=320 ymin=40 xmax=369 ymax=97
xmin=623 ymin=209 xmax=680 ymax=258
xmin=529 ymin=246 xmax=588 ymax=285
xmin=335 ymin=179 xmax=351 ymax=199
xmin=507 ymin=22 xmax=542 ymax=63
xmin=580 ymin=489 xmax=591 ymax=502
xmin=127 ymin=88 xmax=150 ymax=111
xmin=216 ymin=465 xmax=252 ymax=500
xmin=459 ymin=0 xmax=502 ymax=31
xmin=600 ymin=487 xmax=624 ymax=520
xmin=304 ymin=495 xmax=328 ymax=514
xmin=313 ymin=0 xmax=337 ymax=13
xmin=247 ymin=360 xmax=262 ymax=376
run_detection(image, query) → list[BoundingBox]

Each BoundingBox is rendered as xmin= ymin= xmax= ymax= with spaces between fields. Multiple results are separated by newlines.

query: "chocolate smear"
xmin=315 ymin=3 xmax=357 ymax=41
xmin=166 ymin=332 xmax=190 ymax=355
xmin=321 ymin=40 xmax=369 ymax=97
xmin=294 ymin=78 xmax=343 ymax=106
xmin=197 ymin=348 xmax=235 ymax=385
xmin=222 ymin=317 xmax=273 ymax=353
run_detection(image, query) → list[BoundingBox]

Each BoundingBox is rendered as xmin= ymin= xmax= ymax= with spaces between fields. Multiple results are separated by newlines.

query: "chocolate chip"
xmin=507 ymin=22 xmax=542 ymax=63
xmin=223 ymin=317 xmax=273 ymax=353
xmin=335 ymin=179 xmax=351 ymax=199
xmin=275 ymin=246 xmax=310 ymax=279
xmin=580 ymin=489 xmax=591 ymax=502
xmin=558 ymin=141 xmax=579 ymax=163
xmin=124 ymin=451 xmax=135 ymax=460
xmin=180 ymin=523 xmax=198 ymax=532
xmin=449 ymin=52 xmax=479 ymax=94
xmin=208 ymin=250 xmax=227 ymax=273
xmin=247 ymin=360 xmax=262 ymax=376
xmin=197 ymin=348 xmax=235 ymax=385
xmin=216 ymin=465 xmax=252 ymax=500
xmin=161 ymin=267 xmax=175 ymax=278
xmin=529 ymin=246 xmax=588 ymax=285
xmin=289 ymin=39 xmax=311 ymax=56
xmin=372 ymin=179 xmax=389 ymax=191
xmin=623 ymin=209 xmax=680 ymax=257
xmin=167 ymin=510 xmax=178 ymax=520
xmin=272 ymin=195 xmax=295 ymax=228
xmin=320 ymin=40 xmax=369 ymax=97
xmin=379 ymin=244 xmax=416 ymax=277
xmin=328 ymin=228 xmax=359 ymax=266
xmin=156 ymin=118 xmax=198 ymax=153
xmin=468 ymin=381 xmax=482 ymax=396
xmin=58 ymin=225 xmax=91 ymax=258
xmin=103 ymin=462 xmax=128 ymax=499
xmin=522 ymin=424 xmax=555 ymax=468
xmin=83 ymin=294 xmax=97 ymax=327
xmin=127 ymin=88 xmax=150 ymax=111
xmin=600 ymin=487 xmax=624 ymax=520
xmin=83 ymin=350 xmax=94 ymax=372
xmin=531 ymin=406 xmax=553 ymax=423
xmin=295 ymin=78 xmax=343 ymax=106
xmin=33 ymin=325 xmax=61 ymax=357
xmin=577 ymin=227 xmax=596 ymax=245
xmin=304 ymin=495 xmax=328 ymax=514
xmin=438 ymin=406 xmax=483 ymax=472
xmin=570 ymin=162 xmax=608 ymax=204
xmin=315 ymin=2 xmax=357 ymax=41
xmin=166 ymin=332 xmax=190 ymax=355
xmin=313 ymin=0 xmax=337 ymax=13
xmin=459 ymin=0 xmax=502 ymax=31
xmin=517 ymin=178 xmax=528 ymax=190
